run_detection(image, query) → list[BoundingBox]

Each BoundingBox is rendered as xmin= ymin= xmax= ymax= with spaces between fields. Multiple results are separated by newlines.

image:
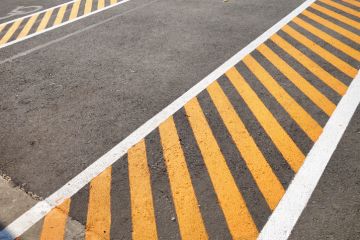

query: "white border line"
xmin=258 ymin=71 xmax=360 ymax=240
xmin=0 ymin=0 xmax=130 ymax=50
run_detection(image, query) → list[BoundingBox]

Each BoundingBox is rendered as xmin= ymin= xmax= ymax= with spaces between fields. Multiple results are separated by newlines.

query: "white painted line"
xmin=1 ymin=0 xmax=334 ymax=238
xmin=258 ymin=70 xmax=360 ymax=240
xmin=0 ymin=0 xmax=130 ymax=50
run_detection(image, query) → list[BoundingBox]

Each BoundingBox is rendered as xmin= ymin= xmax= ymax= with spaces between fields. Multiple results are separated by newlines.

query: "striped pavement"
xmin=14 ymin=0 xmax=360 ymax=239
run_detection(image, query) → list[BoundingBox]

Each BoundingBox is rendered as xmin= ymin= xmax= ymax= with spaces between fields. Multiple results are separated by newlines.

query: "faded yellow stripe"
xmin=244 ymin=55 xmax=323 ymax=142
xmin=319 ymin=0 xmax=360 ymax=17
xmin=0 ymin=23 xmax=6 ymax=33
xmin=17 ymin=14 xmax=39 ymax=40
xmin=54 ymin=5 xmax=67 ymax=26
xmin=128 ymin=140 xmax=158 ymax=240
xmin=0 ymin=19 xmax=23 ymax=45
xmin=342 ymin=0 xmax=360 ymax=8
xmin=302 ymin=10 xmax=360 ymax=43
xmin=40 ymin=199 xmax=71 ymax=240
xmin=293 ymin=17 xmax=360 ymax=61
xmin=311 ymin=3 xmax=360 ymax=30
xmin=226 ymin=67 xmax=305 ymax=172
xmin=37 ymin=9 xmax=54 ymax=32
xmin=282 ymin=25 xmax=357 ymax=78
xmin=258 ymin=44 xmax=336 ymax=116
xmin=159 ymin=117 xmax=208 ymax=240
xmin=271 ymin=34 xmax=347 ymax=96
xmin=98 ymin=0 xmax=105 ymax=9
xmin=110 ymin=0 xmax=118 ymax=5
xmin=84 ymin=0 xmax=93 ymax=15
xmin=69 ymin=0 xmax=81 ymax=20
xmin=207 ymin=82 xmax=285 ymax=210
xmin=185 ymin=98 xmax=258 ymax=240
xmin=86 ymin=167 xmax=112 ymax=240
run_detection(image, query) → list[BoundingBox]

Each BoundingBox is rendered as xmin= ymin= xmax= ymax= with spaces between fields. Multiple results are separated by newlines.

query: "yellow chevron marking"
xmin=293 ymin=17 xmax=360 ymax=61
xmin=185 ymin=98 xmax=258 ymax=240
xmin=69 ymin=0 xmax=81 ymax=20
xmin=270 ymin=34 xmax=347 ymax=96
xmin=0 ymin=19 xmax=23 ymax=45
xmin=257 ymin=43 xmax=336 ymax=116
xmin=282 ymin=25 xmax=357 ymax=78
xmin=311 ymin=3 xmax=360 ymax=30
xmin=98 ymin=0 xmax=105 ymax=9
xmin=207 ymin=81 xmax=285 ymax=210
xmin=85 ymin=167 xmax=112 ymax=240
xmin=37 ymin=9 xmax=54 ymax=32
xmin=302 ymin=10 xmax=360 ymax=43
xmin=319 ymin=0 xmax=360 ymax=18
xmin=17 ymin=14 xmax=39 ymax=40
xmin=159 ymin=117 xmax=208 ymax=240
xmin=226 ymin=67 xmax=305 ymax=172
xmin=40 ymin=199 xmax=71 ymax=240
xmin=84 ymin=0 xmax=93 ymax=15
xmin=128 ymin=140 xmax=158 ymax=240
xmin=54 ymin=4 xmax=68 ymax=26
xmin=342 ymin=0 xmax=360 ymax=8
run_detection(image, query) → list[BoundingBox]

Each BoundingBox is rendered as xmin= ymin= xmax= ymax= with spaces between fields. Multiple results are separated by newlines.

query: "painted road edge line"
xmin=0 ymin=0 xmax=319 ymax=238
xmin=258 ymin=70 xmax=360 ymax=240
xmin=0 ymin=0 xmax=130 ymax=50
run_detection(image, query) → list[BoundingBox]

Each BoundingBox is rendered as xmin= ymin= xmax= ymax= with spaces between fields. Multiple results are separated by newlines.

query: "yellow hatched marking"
xmin=302 ymin=10 xmax=360 ymax=43
xmin=98 ymin=0 xmax=105 ymax=9
xmin=243 ymin=55 xmax=323 ymax=142
xmin=185 ymin=98 xmax=258 ymax=240
xmin=282 ymin=25 xmax=357 ymax=78
xmin=0 ymin=23 xmax=6 ymax=33
xmin=293 ymin=17 xmax=360 ymax=61
xmin=37 ymin=9 xmax=54 ymax=32
xmin=0 ymin=19 xmax=23 ymax=45
xmin=54 ymin=4 xmax=67 ymax=26
xmin=69 ymin=0 xmax=81 ymax=20
xmin=86 ymin=167 xmax=112 ymax=240
xmin=311 ymin=3 xmax=360 ymax=30
xmin=159 ymin=117 xmax=208 ymax=240
xmin=342 ymin=0 xmax=360 ymax=8
xmin=226 ymin=67 xmax=305 ymax=172
xmin=17 ymin=14 xmax=39 ymax=40
xmin=40 ymin=199 xmax=71 ymax=240
xmin=128 ymin=140 xmax=158 ymax=240
xmin=257 ymin=44 xmax=336 ymax=116
xmin=84 ymin=0 xmax=93 ymax=15
xmin=319 ymin=0 xmax=360 ymax=17
xmin=110 ymin=0 xmax=118 ymax=4
xmin=271 ymin=34 xmax=347 ymax=96
xmin=207 ymin=82 xmax=285 ymax=210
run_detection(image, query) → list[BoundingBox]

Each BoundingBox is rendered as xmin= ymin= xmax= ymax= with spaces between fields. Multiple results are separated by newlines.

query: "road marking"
xmin=185 ymin=98 xmax=258 ymax=239
xmin=69 ymin=0 xmax=81 ymax=20
xmin=342 ymin=0 xmax=360 ymax=8
xmin=36 ymin=9 xmax=54 ymax=32
xmin=84 ymin=0 xmax=93 ymax=15
xmin=258 ymin=71 xmax=360 ymax=240
xmin=98 ymin=0 xmax=105 ymax=10
xmin=54 ymin=5 xmax=68 ymax=26
xmin=319 ymin=0 xmax=360 ymax=17
xmin=159 ymin=117 xmax=208 ymax=239
xmin=85 ymin=167 xmax=112 ymax=240
xmin=17 ymin=14 xmax=39 ymax=39
xmin=0 ymin=19 xmax=23 ymax=45
xmin=40 ymin=199 xmax=71 ymax=240
xmin=128 ymin=140 xmax=158 ymax=240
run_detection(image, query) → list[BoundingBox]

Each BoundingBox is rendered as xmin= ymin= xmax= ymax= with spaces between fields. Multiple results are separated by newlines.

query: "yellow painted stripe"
xmin=257 ymin=44 xmax=336 ymax=116
xmin=311 ymin=3 xmax=360 ymax=30
xmin=84 ymin=0 xmax=93 ymax=15
xmin=184 ymin=98 xmax=258 ymax=240
xmin=0 ymin=19 xmax=23 ymax=45
xmin=342 ymin=0 xmax=360 ymax=8
xmin=159 ymin=117 xmax=208 ymax=239
xmin=40 ymin=199 xmax=71 ymax=240
xmin=110 ymin=0 xmax=118 ymax=5
xmin=128 ymin=140 xmax=158 ymax=240
xmin=69 ymin=0 xmax=81 ymax=20
xmin=302 ymin=10 xmax=360 ymax=43
xmin=319 ymin=0 xmax=360 ymax=17
xmin=17 ymin=14 xmax=39 ymax=40
xmin=207 ymin=82 xmax=285 ymax=210
xmin=226 ymin=67 xmax=305 ymax=172
xmin=243 ymin=55 xmax=323 ymax=142
xmin=98 ymin=0 xmax=105 ymax=9
xmin=282 ymin=25 xmax=357 ymax=78
xmin=0 ymin=23 xmax=6 ymax=33
xmin=54 ymin=4 xmax=67 ymax=26
xmin=37 ymin=9 xmax=54 ymax=32
xmin=85 ymin=167 xmax=112 ymax=240
xmin=270 ymin=34 xmax=347 ymax=96
xmin=293 ymin=17 xmax=360 ymax=61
